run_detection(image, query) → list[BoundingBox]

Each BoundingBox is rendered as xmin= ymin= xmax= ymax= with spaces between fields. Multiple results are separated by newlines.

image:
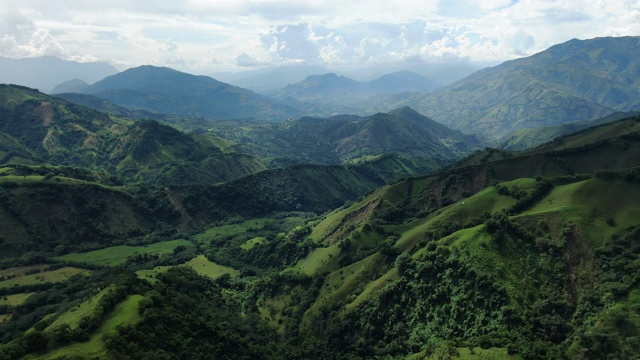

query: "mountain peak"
xmin=388 ymin=36 xmax=640 ymax=141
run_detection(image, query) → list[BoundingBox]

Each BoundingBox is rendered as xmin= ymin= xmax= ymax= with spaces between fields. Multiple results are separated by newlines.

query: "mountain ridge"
xmin=267 ymin=71 xmax=439 ymax=106
xmin=364 ymin=36 xmax=640 ymax=140
xmin=75 ymin=65 xmax=303 ymax=121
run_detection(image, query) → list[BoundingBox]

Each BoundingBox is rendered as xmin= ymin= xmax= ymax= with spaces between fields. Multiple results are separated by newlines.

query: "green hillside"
xmin=209 ymin=106 xmax=485 ymax=167
xmin=3 ymin=89 xmax=640 ymax=359
xmin=500 ymin=111 xmax=638 ymax=151
xmin=251 ymin=118 xmax=640 ymax=358
xmin=0 ymin=85 xmax=266 ymax=185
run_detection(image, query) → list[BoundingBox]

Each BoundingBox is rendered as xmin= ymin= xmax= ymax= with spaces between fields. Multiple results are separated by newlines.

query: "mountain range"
xmin=209 ymin=106 xmax=485 ymax=167
xmin=265 ymin=71 xmax=439 ymax=106
xmin=363 ymin=36 xmax=640 ymax=141
xmin=212 ymin=62 xmax=480 ymax=91
xmin=72 ymin=65 xmax=304 ymax=121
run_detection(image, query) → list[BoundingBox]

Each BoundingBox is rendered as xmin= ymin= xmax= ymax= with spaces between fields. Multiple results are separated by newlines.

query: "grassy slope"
xmin=281 ymin=166 xmax=640 ymax=358
xmin=29 ymin=294 xmax=143 ymax=360
xmin=0 ymin=293 xmax=35 ymax=307
xmin=0 ymin=267 xmax=91 ymax=289
xmin=184 ymin=255 xmax=239 ymax=278
xmin=45 ymin=286 xmax=114 ymax=331
xmin=55 ymin=240 xmax=194 ymax=267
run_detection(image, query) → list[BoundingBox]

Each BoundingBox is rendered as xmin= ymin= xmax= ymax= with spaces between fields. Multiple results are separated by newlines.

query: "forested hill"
xmin=0 ymin=84 xmax=265 ymax=185
xmin=208 ymin=106 xmax=486 ymax=167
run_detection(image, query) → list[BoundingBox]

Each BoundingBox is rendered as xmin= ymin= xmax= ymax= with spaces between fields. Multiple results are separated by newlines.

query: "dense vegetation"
xmin=2 ymin=51 xmax=640 ymax=358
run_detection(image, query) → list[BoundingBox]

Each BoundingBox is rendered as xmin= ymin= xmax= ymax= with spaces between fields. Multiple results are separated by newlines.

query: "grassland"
xmin=0 ymin=292 xmax=35 ymax=307
xmin=0 ymin=267 xmax=91 ymax=289
xmin=29 ymin=294 xmax=143 ymax=360
xmin=193 ymin=216 xmax=308 ymax=245
xmin=519 ymin=178 xmax=640 ymax=246
xmin=292 ymin=245 xmax=341 ymax=275
xmin=45 ymin=286 xmax=113 ymax=331
xmin=0 ymin=264 xmax=51 ymax=278
xmin=135 ymin=266 xmax=172 ymax=283
xmin=240 ymin=237 xmax=267 ymax=250
xmin=55 ymin=239 xmax=194 ymax=266
xmin=184 ymin=255 xmax=239 ymax=278
xmin=136 ymin=256 xmax=238 ymax=283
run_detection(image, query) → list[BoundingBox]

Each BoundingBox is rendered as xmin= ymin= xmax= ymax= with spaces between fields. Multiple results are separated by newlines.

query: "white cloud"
xmin=236 ymin=52 xmax=270 ymax=67
xmin=159 ymin=39 xmax=178 ymax=53
xmin=0 ymin=0 xmax=638 ymax=73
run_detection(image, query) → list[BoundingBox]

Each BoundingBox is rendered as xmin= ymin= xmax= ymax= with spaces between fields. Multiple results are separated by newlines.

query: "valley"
xmin=1 ymin=36 xmax=640 ymax=360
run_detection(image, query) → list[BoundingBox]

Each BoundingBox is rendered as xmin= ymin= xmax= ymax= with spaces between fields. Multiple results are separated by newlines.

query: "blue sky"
xmin=0 ymin=0 xmax=639 ymax=74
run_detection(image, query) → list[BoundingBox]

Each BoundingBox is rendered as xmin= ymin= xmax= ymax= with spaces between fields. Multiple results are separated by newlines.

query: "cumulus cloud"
xmin=236 ymin=52 xmax=270 ymax=67
xmin=260 ymin=23 xmax=321 ymax=64
xmin=0 ymin=0 xmax=639 ymax=73
xmin=159 ymin=39 xmax=178 ymax=53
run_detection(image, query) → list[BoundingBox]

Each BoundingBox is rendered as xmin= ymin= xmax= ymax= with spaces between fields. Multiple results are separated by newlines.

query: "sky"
xmin=0 ymin=0 xmax=639 ymax=74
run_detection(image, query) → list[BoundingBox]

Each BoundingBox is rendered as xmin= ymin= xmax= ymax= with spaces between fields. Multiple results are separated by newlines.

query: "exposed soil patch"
xmin=33 ymin=102 xmax=54 ymax=126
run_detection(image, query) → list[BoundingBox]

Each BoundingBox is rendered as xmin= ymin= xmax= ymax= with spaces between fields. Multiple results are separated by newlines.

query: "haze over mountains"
xmin=0 ymin=56 xmax=118 ymax=94
xmin=212 ymin=62 xmax=480 ymax=91
xmin=266 ymin=71 xmax=439 ymax=106
xmin=366 ymin=36 xmax=640 ymax=140
xmin=74 ymin=65 xmax=304 ymax=121
xmin=2 ymin=36 xmax=638 ymax=144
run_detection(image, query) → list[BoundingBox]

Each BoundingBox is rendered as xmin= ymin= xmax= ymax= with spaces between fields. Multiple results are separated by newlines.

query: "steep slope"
xmin=374 ymin=36 xmax=640 ymax=140
xmin=0 ymin=56 xmax=117 ymax=93
xmin=77 ymin=65 xmax=301 ymax=121
xmin=256 ymin=114 xmax=640 ymax=359
xmin=4 ymin=111 xmax=640 ymax=360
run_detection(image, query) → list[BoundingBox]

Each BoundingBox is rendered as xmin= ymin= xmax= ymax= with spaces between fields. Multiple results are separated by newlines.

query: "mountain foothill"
xmin=1 ymin=36 xmax=640 ymax=360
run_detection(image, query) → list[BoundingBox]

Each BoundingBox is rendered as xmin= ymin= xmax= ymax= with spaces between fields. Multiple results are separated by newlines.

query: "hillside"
xmin=499 ymin=111 xmax=638 ymax=151
xmin=76 ymin=65 xmax=304 ymax=121
xmin=253 ymin=114 xmax=640 ymax=358
xmin=368 ymin=36 xmax=640 ymax=140
xmin=0 ymin=85 xmax=265 ymax=185
xmin=209 ymin=106 xmax=485 ymax=167
xmin=3 ymin=111 xmax=640 ymax=359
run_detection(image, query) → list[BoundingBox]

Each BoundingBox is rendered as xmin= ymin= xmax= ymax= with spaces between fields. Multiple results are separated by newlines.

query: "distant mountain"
xmin=51 ymin=79 xmax=89 ymax=94
xmin=209 ymin=106 xmax=485 ymax=167
xmin=213 ymin=64 xmax=331 ymax=91
xmin=371 ymin=36 xmax=640 ymax=141
xmin=267 ymin=71 xmax=439 ymax=106
xmin=368 ymin=70 xmax=440 ymax=93
xmin=0 ymin=56 xmax=118 ymax=93
xmin=339 ymin=61 xmax=484 ymax=86
xmin=77 ymin=65 xmax=303 ymax=121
